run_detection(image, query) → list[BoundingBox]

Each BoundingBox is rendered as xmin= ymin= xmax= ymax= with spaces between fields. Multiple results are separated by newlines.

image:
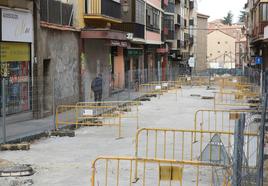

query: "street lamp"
xmin=122 ymin=0 xmax=129 ymax=13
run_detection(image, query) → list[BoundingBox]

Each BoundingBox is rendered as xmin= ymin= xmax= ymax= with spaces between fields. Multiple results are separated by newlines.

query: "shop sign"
xmin=110 ymin=40 xmax=128 ymax=48
xmin=156 ymin=48 xmax=168 ymax=54
xmin=255 ymin=56 xmax=263 ymax=65
xmin=10 ymin=76 xmax=29 ymax=83
xmin=127 ymin=49 xmax=143 ymax=56
xmin=1 ymin=9 xmax=33 ymax=42
xmin=188 ymin=57 xmax=195 ymax=67
xmin=0 ymin=42 xmax=30 ymax=62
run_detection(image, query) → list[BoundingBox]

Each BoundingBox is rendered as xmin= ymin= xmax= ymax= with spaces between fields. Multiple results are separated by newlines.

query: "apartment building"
xmin=245 ymin=0 xmax=267 ymax=75
xmin=207 ymin=20 xmax=245 ymax=69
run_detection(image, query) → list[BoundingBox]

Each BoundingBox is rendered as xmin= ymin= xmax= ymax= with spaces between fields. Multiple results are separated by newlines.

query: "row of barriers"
xmin=54 ymin=76 xmax=261 ymax=185
xmin=213 ymin=92 xmax=260 ymax=109
xmin=138 ymin=81 xmax=182 ymax=100
xmin=91 ymin=156 xmax=231 ymax=186
xmin=194 ymin=109 xmax=261 ymax=133
xmin=56 ymin=101 xmax=141 ymax=138
xmin=91 ymin=128 xmax=258 ymax=186
xmin=90 ymin=109 xmax=260 ymax=185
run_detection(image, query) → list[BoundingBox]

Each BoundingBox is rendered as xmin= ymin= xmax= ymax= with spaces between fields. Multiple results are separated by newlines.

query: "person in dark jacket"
xmin=91 ymin=74 xmax=103 ymax=102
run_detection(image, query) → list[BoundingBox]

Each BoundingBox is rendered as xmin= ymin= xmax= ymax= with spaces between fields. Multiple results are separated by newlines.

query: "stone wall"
xmin=37 ymin=28 xmax=80 ymax=116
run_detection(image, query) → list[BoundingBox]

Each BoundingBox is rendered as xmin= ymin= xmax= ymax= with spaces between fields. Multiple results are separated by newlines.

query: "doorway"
xmin=43 ymin=59 xmax=52 ymax=115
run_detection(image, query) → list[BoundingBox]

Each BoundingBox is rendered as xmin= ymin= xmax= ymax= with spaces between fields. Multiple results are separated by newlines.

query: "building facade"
xmin=0 ymin=0 xmax=199 ymax=120
xmin=207 ymin=21 xmax=245 ymax=70
xmin=196 ymin=13 xmax=209 ymax=72
xmin=245 ymin=0 xmax=267 ymax=85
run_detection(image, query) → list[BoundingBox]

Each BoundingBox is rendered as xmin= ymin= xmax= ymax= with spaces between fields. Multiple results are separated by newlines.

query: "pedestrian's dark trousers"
xmin=94 ymin=91 xmax=102 ymax=102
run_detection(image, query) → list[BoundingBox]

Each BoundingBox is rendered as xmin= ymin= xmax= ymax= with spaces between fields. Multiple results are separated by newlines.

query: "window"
xmin=260 ymin=3 xmax=268 ymax=21
xmin=135 ymin=0 xmax=145 ymax=25
xmin=146 ymin=5 xmax=160 ymax=32
xmin=218 ymin=41 xmax=220 ymax=44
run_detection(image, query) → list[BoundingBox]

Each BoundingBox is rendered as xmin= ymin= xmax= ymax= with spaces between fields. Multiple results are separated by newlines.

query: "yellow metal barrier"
xmin=139 ymin=82 xmax=181 ymax=100
xmin=194 ymin=109 xmax=260 ymax=133
xmin=76 ymin=101 xmax=140 ymax=129
xmin=139 ymin=83 xmax=165 ymax=96
xmin=177 ymin=76 xmax=212 ymax=86
xmin=91 ymin=156 xmax=230 ymax=186
xmin=56 ymin=101 xmax=141 ymax=138
xmin=135 ymin=128 xmax=258 ymax=166
xmin=214 ymin=91 xmax=259 ymax=108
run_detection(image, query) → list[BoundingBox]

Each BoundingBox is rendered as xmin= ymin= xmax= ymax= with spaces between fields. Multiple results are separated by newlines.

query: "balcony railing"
xmin=253 ymin=21 xmax=268 ymax=38
xmin=189 ymin=19 xmax=194 ymax=26
xmin=184 ymin=33 xmax=190 ymax=41
xmin=164 ymin=2 xmax=175 ymax=13
xmin=102 ymin=0 xmax=121 ymax=19
xmin=189 ymin=0 xmax=194 ymax=9
xmin=40 ymin=0 xmax=73 ymax=26
xmin=189 ymin=36 xmax=194 ymax=45
xmin=112 ymin=23 xmax=145 ymax=39
xmin=85 ymin=0 xmax=121 ymax=20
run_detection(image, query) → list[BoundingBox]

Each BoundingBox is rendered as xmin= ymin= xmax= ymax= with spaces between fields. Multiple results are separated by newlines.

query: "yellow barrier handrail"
xmin=91 ymin=156 xmax=230 ymax=186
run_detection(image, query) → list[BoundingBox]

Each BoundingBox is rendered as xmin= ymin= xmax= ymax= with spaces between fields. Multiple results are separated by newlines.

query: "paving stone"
xmin=0 ymin=143 xmax=30 ymax=151
xmin=201 ymin=96 xmax=214 ymax=100
xmin=190 ymin=94 xmax=201 ymax=97
xmin=50 ymin=130 xmax=75 ymax=137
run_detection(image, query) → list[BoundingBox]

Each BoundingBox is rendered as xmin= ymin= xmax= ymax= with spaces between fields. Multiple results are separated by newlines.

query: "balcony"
xmin=163 ymin=2 xmax=175 ymax=13
xmin=112 ymin=23 xmax=145 ymax=39
xmin=253 ymin=22 xmax=268 ymax=38
xmin=40 ymin=0 xmax=73 ymax=26
xmin=189 ymin=36 xmax=194 ymax=45
xmin=184 ymin=33 xmax=190 ymax=41
xmin=162 ymin=26 xmax=175 ymax=41
xmin=189 ymin=19 xmax=194 ymax=26
xmin=84 ymin=0 xmax=122 ymax=24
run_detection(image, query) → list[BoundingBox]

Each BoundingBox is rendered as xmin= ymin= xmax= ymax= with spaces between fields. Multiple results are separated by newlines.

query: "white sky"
xmin=197 ymin=0 xmax=247 ymax=22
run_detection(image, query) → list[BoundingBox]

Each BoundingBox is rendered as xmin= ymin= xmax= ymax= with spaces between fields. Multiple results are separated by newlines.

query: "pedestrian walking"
xmin=91 ymin=74 xmax=103 ymax=103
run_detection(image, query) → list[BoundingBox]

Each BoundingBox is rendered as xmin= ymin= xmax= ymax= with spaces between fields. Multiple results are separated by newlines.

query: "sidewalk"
xmin=0 ymin=89 xmax=143 ymax=143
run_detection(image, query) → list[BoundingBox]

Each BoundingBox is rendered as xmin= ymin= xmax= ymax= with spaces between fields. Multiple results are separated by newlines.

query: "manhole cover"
xmin=0 ymin=164 xmax=34 ymax=177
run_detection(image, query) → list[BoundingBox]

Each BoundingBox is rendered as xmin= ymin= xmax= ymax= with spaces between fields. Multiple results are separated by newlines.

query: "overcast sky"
xmin=197 ymin=0 xmax=247 ymax=22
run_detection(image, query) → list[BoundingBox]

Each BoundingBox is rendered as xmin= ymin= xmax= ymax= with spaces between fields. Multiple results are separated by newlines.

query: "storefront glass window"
xmin=0 ymin=42 xmax=31 ymax=115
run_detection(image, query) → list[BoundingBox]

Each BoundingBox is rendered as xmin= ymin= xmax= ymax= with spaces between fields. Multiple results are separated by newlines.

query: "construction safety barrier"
xmin=213 ymin=91 xmax=260 ymax=108
xmin=56 ymin=101 xmax=141 ymax=138
xmin=135 ymin=128 xmax=258 ymax=166
xmin=194 ymin=109 xmax=260 ymax=133
xmin=177 ymin=76 xmax=213 ymax=86
xmin=139 ymin=82 xmax=182 ymax=100
xmin=76 ymin=101 xmax=140 ymax=129
xmin=91 ymin=156 xmax=230 ymax=186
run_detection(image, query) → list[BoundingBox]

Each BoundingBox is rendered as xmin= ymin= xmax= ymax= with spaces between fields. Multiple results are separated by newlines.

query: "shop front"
xmin=156 ymin=47 xmax=169 ymax=81
xmin=0 ymin=8 xmax=33 ymax=115
xmin=124 ymin=47 xmax=143 ymax=88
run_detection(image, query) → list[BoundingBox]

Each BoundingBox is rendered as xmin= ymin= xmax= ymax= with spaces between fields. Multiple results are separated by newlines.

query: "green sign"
xmin=127 ymin=49 xmax=143 ymax=56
